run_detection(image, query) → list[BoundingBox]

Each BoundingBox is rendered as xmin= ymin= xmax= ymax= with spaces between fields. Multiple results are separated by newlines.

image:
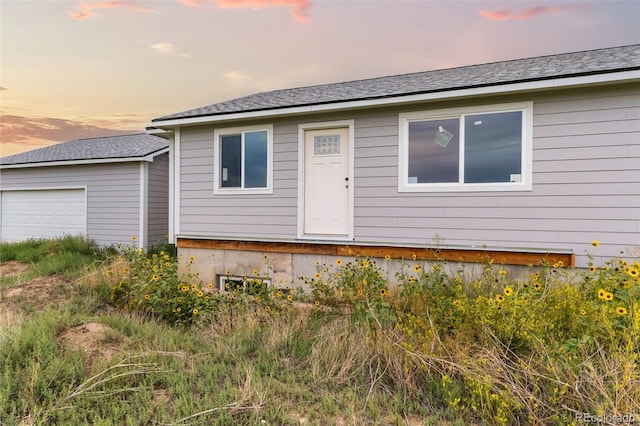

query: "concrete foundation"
xmin=179 ymin=247 xmax=536 ymax=292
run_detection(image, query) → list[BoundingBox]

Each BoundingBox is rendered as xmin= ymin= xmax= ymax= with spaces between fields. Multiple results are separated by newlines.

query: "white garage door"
xmin=0 ymin=189 xmax=87 ymax=242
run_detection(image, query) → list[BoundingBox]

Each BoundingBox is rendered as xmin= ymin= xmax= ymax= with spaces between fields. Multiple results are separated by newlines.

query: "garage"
xmin=0 ymin=188 xmax=87 ymax=242
xmin=0 ymin=134 xmax=169 ymax=248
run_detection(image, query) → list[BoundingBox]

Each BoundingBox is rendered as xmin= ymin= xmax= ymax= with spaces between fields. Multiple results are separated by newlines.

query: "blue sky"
xmin=1 ymin=0 xmax=638 ymax=156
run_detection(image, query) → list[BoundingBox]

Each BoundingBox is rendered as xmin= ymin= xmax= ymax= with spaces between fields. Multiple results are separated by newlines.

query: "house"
xmin=148 ymin=44 xmax=640 ymax=288
xmin=0 ymin=134 xmax=169 ymax=249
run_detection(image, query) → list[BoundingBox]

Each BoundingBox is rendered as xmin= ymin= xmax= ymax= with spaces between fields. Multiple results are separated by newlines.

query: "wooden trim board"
xmin=177 ymin=238 xmax=575 ymax=267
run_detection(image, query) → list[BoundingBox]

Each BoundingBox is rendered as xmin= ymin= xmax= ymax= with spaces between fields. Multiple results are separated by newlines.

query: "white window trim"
xmin=398 ymin=101 xmax=533 ymax=192
xmin=213 ymin=124 xmax=273 ymax=195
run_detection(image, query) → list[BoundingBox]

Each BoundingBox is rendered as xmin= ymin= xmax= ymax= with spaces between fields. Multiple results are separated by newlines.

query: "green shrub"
xmin=108 ymin=243 xmax=216 ymax=324
xmin=302 ymin=257 xmax=393 ymax=324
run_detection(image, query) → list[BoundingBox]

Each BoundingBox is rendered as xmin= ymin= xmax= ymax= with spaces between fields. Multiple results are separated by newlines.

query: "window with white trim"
xmin=399 ymin=102 xmax=532 ymax=192
xmin=214 ymin=125 xmax=273 ymax=194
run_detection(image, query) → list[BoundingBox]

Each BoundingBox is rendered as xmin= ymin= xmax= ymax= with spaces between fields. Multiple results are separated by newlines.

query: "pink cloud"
xmin=478 ymin=5 xmax=587 ymax=21
xmin=67 ymin=1 xmax=154 ymax=20
xmin=0 ymin=114 xmax=139 ymax=146
xmin=214 ymin=0 xmax=311 ymax=22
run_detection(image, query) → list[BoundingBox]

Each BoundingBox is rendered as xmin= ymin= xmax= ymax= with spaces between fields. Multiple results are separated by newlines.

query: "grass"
xmin=0 ymin=237 xmax=638 ymax=425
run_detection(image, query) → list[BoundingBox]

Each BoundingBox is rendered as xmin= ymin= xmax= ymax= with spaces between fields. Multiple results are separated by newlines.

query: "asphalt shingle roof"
xmin=0 ymin=134 xmax=168 ymax=166
xmin=153 ymin=44 xmax=640 ymax=122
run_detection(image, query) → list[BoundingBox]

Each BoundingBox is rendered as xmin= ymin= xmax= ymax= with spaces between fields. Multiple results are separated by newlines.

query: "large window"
xmin=214 ymin=125 xmax=273 ymax=194
xmin=399 ymin=102 xmax=532 ymax=192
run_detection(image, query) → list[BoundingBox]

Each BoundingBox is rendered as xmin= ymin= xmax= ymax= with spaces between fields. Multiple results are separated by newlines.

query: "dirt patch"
xmin=0 ymin=261 xmax=30 ymax=277
xmin=57 ymin=322 xmax=124 ymax=365
xmin=2 ymin=275 xmax=70 ymax=311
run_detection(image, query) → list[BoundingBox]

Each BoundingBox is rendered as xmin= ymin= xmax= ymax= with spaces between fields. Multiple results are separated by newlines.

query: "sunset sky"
xmin=1 ymin=0 xmax=639 ymax=157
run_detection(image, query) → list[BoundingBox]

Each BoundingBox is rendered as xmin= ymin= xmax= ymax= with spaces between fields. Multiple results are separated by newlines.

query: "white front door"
xmin=303 ymin=127 xmax=350 ymax=237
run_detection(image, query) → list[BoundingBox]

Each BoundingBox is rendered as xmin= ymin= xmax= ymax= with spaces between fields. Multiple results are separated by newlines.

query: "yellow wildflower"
xmin=591 ymin=240 xmax=599 ymax=247
xmin=616 ymin=306 xmax=627 ymax=315
xmin=503 ymin=286 xmax=513 ymax=296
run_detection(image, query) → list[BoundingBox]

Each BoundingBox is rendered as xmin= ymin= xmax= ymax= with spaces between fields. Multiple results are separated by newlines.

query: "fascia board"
xmin=1 ymin=150 xmax=170 ymax=170
xmin=150 ymin=70 xmax=640 ymax=128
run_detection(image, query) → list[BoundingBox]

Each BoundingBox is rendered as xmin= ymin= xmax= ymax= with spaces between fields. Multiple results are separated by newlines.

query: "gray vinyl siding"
xmin=147 ymin=153 xmax=169 ymax=245
xmin=178 ymin=83 xmax=640 ymax=267
xmin=179 ymin=125 xmax=299 ymax=238
xmin=0 ymin=163 xmax=141 ymax=247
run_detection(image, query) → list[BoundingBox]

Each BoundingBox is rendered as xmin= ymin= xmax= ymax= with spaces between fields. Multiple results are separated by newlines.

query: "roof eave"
xmin=150 ymin=69 xmax=640 ymax=129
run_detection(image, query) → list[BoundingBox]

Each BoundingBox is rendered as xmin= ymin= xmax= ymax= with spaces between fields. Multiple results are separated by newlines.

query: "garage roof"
xmin=0 ymin=134 xmax=169 ymax=168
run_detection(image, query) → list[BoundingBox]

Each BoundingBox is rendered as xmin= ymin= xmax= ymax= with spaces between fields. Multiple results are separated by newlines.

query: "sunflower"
xmin=629 ymin=269 xmax=638 ymax=278
xmin=503 ymin=287 xmax=513 ymax=296
xmin=384 ymin=255 xmax=391 ymax=261
xmin=597 ymin=289 xmax=606 ymax=299
xmin=152 ymin=274 xmax=160 ymax=281
xmin=591 ymin=240 xmax=600 ymax=247
xmin=314 ymin=300 xmax=320 ymax=306
xmin=499 ymin=270 xmax=507 ymax=276
xmin=189 ymin=255 xmax=195 ymax=262
xmin=287 ymin=294 xmax=293 ymax=302
xmin=252 ymin=269 xmax=258 ymax=275
xmin=144 ymin=294 xmax=150 ymax=300
xmin=414 ymin=264 xmax=422 ymax=273
xmin=379 ymin=288 xmax=389 ymax=297
xmin=197 ymin=291 xmax=204 ymax=297
xmin=589 ymin=266 xmax=597 ymax=273
xmin=495 ymin=294 xmax=504 ymax=303
xmin=336 ymin=259 xmax=342 ymax=266
xmin=181 ymin=285 xmax=189 ymax=292
xmin=315 ymin=273 xmax=321 ymax=279
xmin=604 ymin=292 xmax=613 ymax=301
xmin=616 ymin=306 xmax=628 ymax=315
xmin=192 ymin=308 xmax=199 ymax=315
